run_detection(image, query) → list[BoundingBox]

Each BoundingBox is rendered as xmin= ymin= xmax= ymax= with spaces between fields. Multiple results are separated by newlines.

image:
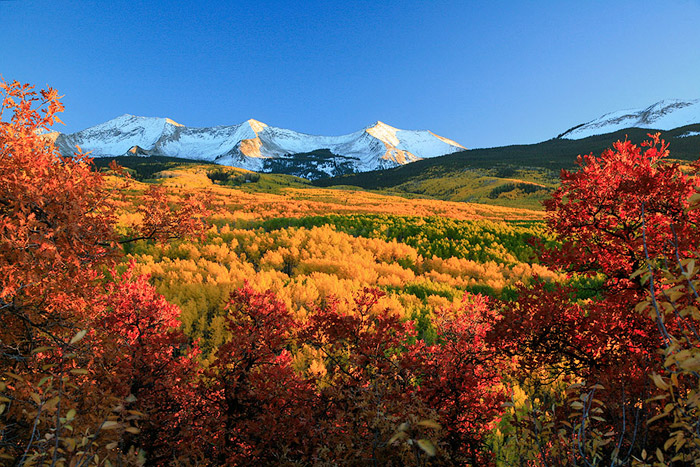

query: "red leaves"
xmin=532 ymin=135 xmax=695 ymax=386
xmin=417 ymin=293 xmax=505 ymax=465
xmin=492 ymin=280 xmax=658 ymax=384
xmin=543 ymin=134 xmax=699 ymax=285
xmin=95 ymin=268 xmax=201 ymax=463
xmin=300 ymin=288 xmax=505 ymax=464
xmin=200 ymin=283 xmax=313 ymax=465
xmin=0 ymin=79 xmax=211 ymax=463
xmin=495 ymin=136 xmax=700 ymax=462
xmin=184 ymin=285 xmax=506 ymax=464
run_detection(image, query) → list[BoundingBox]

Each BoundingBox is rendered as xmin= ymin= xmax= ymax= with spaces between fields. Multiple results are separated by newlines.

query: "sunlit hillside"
xmin=105 ymin=164 xmax=551 ymax=360
xmin=315 ymin=124 xmax=700 ymax=209
xmin=104 ymin=161 xmax=545 ymax=221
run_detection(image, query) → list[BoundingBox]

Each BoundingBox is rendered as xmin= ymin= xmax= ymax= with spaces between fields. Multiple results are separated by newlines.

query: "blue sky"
xmin=2 ymin=0 xmax=700 ymax=148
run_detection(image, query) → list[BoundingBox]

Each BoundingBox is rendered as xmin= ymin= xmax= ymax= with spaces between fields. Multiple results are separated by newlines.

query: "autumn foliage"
xmin=0 ymin=80 xmax=205 ymax=464
xmin=4 ymin=78 xmax=700 ymax=466
xmin=492 ymin=136 xmax=700 ymax=465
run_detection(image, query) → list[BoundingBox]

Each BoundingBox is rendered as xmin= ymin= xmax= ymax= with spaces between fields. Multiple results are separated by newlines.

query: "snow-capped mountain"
xmin=558 ymin=99 xmax=700 ymax=139
xmin=55 ymin=115 xmax=465 ymax=178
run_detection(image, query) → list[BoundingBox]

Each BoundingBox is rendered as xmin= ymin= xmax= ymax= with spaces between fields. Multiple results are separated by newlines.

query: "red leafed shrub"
xmin=493 ymin=135 xmax=700 ymax=464
xmin=303 ymin=288 xmax=505 ymax=465
xmin=301 ymin=288 xmax=432 ymax=464
xmin=196 ymin=284 xmax=315 ymax=465
xmin=415 ymin=293 xmax=505 ymax=466
xmin=95 ymin=267 xmax=201 ymax=464
xmin=543 ymin=134 xmax=700 ymax=288
xmin=190 ymin=285 xmax=506 ymax=465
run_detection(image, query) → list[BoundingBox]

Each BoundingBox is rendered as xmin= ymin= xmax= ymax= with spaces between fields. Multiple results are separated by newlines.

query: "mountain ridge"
xmin=558 ymin=98 xmax=700 ymax=139
xmin=55 ymin=115 xmax=466 ymax=179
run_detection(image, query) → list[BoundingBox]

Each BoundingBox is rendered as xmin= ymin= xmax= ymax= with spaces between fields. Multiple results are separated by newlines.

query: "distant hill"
xmin=313 ymin=125 xmax=700 ymax=210
xmin=91 ymin=155 xmax=312 ymax=194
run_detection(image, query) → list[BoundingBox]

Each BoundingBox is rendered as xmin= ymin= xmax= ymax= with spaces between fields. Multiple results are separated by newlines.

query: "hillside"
xmin=313 ymin=124 xmax=700 ymax=208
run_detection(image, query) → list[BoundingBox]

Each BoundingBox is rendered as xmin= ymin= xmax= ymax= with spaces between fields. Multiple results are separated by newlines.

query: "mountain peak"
xmin=55 ymin=116 xmax=466 ymax=179
xmin=559 ymin=98 xmax=700 ymax=139
xmin=367 ymin=120 xmax=396 ymax=129
xmin=365 ymin=121 xmax=401 ymax=147
xmin=244 ymin=118 xmax=268 ymax=134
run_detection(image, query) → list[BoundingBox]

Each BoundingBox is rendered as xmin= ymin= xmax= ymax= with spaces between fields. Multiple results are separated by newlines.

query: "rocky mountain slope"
xmin=55 ymin=115 xmax=465 ymax=178
xmin=558 ymin=98 xmax=700 ymax=139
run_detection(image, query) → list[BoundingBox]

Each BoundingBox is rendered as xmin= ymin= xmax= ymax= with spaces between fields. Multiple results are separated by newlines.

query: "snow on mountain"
xmin=558 ymin=99 xmax=700 ymax=139
xmin=57 ymin=114 xmax=182 ymax=156
xmin=55 ymin=116 xmax=466 ymax=177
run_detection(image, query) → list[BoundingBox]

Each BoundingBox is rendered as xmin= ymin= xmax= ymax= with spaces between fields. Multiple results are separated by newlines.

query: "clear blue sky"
xmin=2 ymin=0 xmax=700 ymax=148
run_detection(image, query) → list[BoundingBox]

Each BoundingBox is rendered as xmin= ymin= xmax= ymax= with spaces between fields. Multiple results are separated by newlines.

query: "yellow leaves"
xmin=415 ymin=439 xmax=436 ymax=457
xmin=678 ymin=355 xmax=700 ymax=372
xmin=137 ymin=219 xmax=549 ymax=358
xmin=681 ymin=258 xmax=697 ymax=278
xmin=388 ymin=429 xmax=408 ymax=445
xmin=388 ymin=419 xmax=440 ymax=459
xmin=31 ymin=346 xmax=51 ymax=355
xmin=664 ymin=437 xmax=676 ymax=451
xmin=70 ymin=329 xmax=87 ymax=345
xmin=652 ymin=373 xmax=670 ymax=391
xmin=416 ymin=419 xmax=441 ymax=430
xmin=665 ymin=286 xmax=687 ymax=303
xmin=687 ymin=191 xmax=700 ymax=209
xmin=43 ymin=396 xmax=60 ymax=411
xmin=648 ymin=411 xmax=669 ymax=425
xmin=656 ymin=447 xmax=665 ymax=463
xmin=5 ymin=372 xmax=24 ymax=381
xmin=663 ymin=348 xmax=700 ymax=373
xmin=100 ymin=420 xmax=120 ymax=430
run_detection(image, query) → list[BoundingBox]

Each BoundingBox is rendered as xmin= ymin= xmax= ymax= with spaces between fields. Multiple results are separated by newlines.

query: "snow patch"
xmin=560 ymin=99 xmax=700 ymax=139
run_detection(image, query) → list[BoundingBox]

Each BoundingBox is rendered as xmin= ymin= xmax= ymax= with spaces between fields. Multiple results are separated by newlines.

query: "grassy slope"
xmin=93 ymin=155 xmax=311 ymax=193
xmin=312 ymin=125 xmax=700 ymax=208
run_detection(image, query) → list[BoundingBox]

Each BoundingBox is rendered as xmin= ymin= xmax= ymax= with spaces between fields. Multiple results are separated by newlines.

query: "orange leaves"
xmin=1 ymin=77 xmax=116 ymax=330
xmin=128 ymin=185 xmax=209 ymax=243
xmin=0 ymin=78 xmax=211 ymax=464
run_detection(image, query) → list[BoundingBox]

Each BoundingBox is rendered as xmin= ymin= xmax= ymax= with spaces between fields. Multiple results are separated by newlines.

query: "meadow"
xmin=109 ymin=168 xmax=554 ymax=360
